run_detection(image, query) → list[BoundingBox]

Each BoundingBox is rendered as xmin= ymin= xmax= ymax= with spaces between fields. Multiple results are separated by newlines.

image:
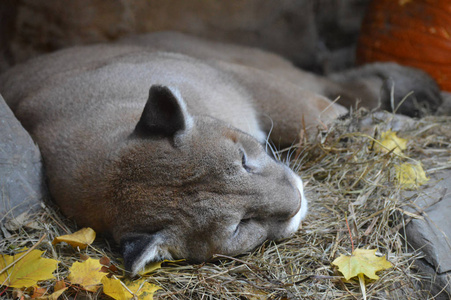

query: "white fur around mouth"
xmin=285 ymin=173 xmax=308 ymax=234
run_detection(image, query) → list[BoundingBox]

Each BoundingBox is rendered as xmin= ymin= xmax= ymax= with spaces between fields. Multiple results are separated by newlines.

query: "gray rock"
xmin=413 ymin=257 xmax=451 ymax=299
xmin=404 ymin=169 xmax=451 ymax=297
xmin=359 ymin=112 xmax=451 ymax=297
xmin=0 ymin=93 xmax=46 ymax=223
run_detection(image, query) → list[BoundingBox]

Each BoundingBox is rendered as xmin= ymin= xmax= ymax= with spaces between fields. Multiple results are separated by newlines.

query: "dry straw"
xmin=1 ymin=109 xmax=450 ymax=299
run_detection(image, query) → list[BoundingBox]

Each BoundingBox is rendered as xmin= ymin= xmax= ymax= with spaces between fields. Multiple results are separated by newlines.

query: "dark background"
xmin=0 ymin=0 xmax=370 ymax=74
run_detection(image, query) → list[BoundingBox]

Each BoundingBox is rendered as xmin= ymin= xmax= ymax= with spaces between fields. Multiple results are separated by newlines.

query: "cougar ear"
xmin=120 ymin=233 xmax=172 ymax=276
xmin=135 ymin=85 xmax=193 ymax=136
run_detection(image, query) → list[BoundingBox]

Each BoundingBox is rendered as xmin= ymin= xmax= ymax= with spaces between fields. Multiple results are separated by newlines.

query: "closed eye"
xmin=233 ymin=217 xmax=253 ymax=237
xmin=239 ymin=149 xmax=252 ymax=173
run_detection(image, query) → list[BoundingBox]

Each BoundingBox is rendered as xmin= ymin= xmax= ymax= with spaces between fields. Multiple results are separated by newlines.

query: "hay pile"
xmin=1 ymin=110 xmax=450 ymax=299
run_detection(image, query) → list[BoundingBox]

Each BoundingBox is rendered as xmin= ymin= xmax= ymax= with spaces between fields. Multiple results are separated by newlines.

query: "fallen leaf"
xmin=37 ymin=287 xmax=68 ymax=300
xmin=4 ymin=212 xmax=43 ymax=231
xmin=0 ymin=249 xmax=59 ymax=288
xmin=395 ymin=162 xmax=429 ymax=189
xmin=31 ymin=286 xmax=47 ymax=298
xmin=138 ymin=261 xmax=162 ymax=276
xmin=101 ymin=276 xmax=129 ymax=300
xmin=374 ymin=130 xmax=407 ymax=155
xmin=79 ymin=253 xmax=90 ymax=261
xmin=126 ymin=278 xmax=161 ymax=299
xmin=332 ymin=248 xmax=392 ymax=281
xmin=53 ymin=279 xmax=66 ymax=292
xmin=102 ymin=276 xmax=162 ymax=300
xmin=138 ymin=259 xmax=184 ymax=276
xmin=99 ymin=256 xmax=119 ymax=274
xmin=52 ymin=227 xmax=96 ymax=249
xmin=99 ymin=256 xmax=111 ymax=266
xmin=67 ymin=258 xmax=107 ymax=292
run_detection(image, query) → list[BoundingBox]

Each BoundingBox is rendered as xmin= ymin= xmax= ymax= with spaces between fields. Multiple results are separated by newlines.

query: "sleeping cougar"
xmin=0 ymin=32 xmax=441 ymax=275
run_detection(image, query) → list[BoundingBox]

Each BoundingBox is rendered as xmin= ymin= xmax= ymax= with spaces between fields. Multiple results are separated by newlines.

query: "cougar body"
xmin=0 ymin=32 xmax=441 ymax=275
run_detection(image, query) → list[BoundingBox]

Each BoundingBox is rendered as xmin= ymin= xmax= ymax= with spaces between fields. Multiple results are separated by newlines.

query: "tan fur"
xmin=0 ymin=32 xmax=441 ymax=275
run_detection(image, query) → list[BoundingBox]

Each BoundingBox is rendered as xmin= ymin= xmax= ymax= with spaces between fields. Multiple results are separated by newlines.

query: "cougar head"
xmin=104 ymin=86 xmax=307 ymax=275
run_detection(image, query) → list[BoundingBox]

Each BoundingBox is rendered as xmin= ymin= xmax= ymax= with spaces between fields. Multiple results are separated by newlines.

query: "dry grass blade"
xmin=1 ymin=109 xmax=450 ymax=299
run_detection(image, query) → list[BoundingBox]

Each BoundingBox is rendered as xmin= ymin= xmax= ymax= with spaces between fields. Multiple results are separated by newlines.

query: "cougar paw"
xmin=330 ymin=62 xmax=443 ymax=117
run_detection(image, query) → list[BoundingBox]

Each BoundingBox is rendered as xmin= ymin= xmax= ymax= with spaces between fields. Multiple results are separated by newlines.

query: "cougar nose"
xmin=287 ymin=191 xmax=302 ymax=219
xmin=283 ymin=167 xmax=308 ymax=234
xmin=292 ymin=172 xmax=308 ymax=220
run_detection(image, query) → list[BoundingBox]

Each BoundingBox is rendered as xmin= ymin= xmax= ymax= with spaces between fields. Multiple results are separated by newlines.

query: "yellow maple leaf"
xmin=332 ymin=248 xmax=392 ymax=281
xmin=102 ymin=276 xmax=162 ymax=300
xmin=138 ymin=261 xmax=162 ymax=276
xmin=0 ymin=249 xmax=59 ymax=288
xmin=36 ymin=287 xmax=68 ymax=300
xmin=127 ymin=278 xmax=162 ymax=299
xmin=36 ymin=280 xmax=67 ymax=300
xmin=52 ymin=227 xmax=96 ymax=249
xmin=47 ymin=287 xmax=68 ymax=300
xmin=102 ymin=276 xmax=129 ymax=300
xmin=374 ymin=130 xmax=407 ymax=155
xmin=395 ymin=162 xmax=429 ymax=189
xmin=68 ymin=258 xmax=107 ymax=292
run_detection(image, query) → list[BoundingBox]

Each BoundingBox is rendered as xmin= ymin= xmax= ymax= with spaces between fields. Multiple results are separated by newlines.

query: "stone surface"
xmin=0 ymin=94 xmax=46 ymax=222
xmin=359 ymin=112 xmax=451 ymax=297
xmin=404 ymin=170 xmax=451 ymax=297
xmin=414 ymin=257 xmax=451 ymax=299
